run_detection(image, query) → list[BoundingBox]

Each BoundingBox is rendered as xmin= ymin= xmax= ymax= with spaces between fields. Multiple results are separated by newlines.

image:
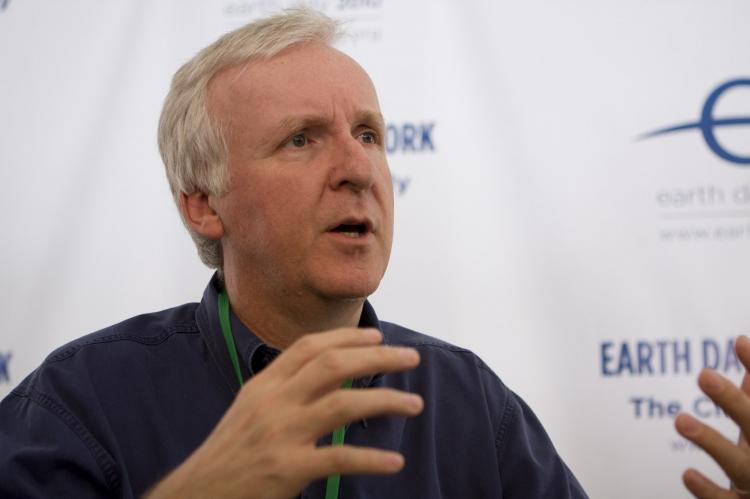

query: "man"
xmin=0 ymin=8 xmax=742 ymax=499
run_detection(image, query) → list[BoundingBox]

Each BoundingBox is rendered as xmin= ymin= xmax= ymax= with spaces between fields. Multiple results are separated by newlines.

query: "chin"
xmin=311 ymin=270 xmax=384 ymax=301
xmin=318 ymin=281 xmax=380 ymax=301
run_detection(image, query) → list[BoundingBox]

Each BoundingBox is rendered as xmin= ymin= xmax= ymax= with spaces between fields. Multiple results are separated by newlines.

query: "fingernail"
xmin=385 ymin=453 xmax=404 ymax=469
xmin=677 ymin=414 xmax=700 ymax=436
xmin=363 ymin=329 xmax=382 ymax=341
xmin=701 ymin=369 xmax=723 ymax=393
xmin=737 ymin=335 xmax=750 ymax=350
xmin=405 ymin=394 xmax=423 ymax=410
xmin=683 ymin=468 xmax=708 ymax=487
xmin=399 ymin=348 xmax=419 ymax=362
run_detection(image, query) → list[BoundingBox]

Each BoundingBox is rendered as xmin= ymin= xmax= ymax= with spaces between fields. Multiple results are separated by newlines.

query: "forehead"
xmin=207 ymin=42 xmax=381 ymax=132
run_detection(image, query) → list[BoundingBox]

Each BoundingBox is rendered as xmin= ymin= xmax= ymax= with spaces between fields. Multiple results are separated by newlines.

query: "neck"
xmin=222 ymin=271 xmax=365 ymax=350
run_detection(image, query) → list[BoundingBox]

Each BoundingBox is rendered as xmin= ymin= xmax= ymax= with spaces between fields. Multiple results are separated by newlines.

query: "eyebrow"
xmin=260 ymin=109 xmax=386 ymax=149
xmin=355 ymin=110 xmax=386 ymax=132
xmin=270 ymin=114 xmax=332 ymax=139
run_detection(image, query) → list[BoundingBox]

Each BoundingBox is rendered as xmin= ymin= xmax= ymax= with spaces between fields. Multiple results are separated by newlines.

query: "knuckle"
xmin=383 ymin=389 xmax=409 ymax=411
xmin=256 ymin=413 xmax=291 ymax=442
xmin=377 ymin=346 xmax=399 ymax=366
xmin=384 ymin=346 xmax=400 ymax=361
xmin=253 ymin=394 xmax=290 ymax=426
xmin=293 ymin=334 xmax=320 ymax=356
xmin=330 ymin=448 xmax=351 ymax=469
xmin=254 ymin=394 xmax=277 ymax=416
xmin=384 ymin=388 xmax=406 ymax=404
xmin=254 ymin=449 xmax=287 ymax=480
xmin=326 ymin=390 xmax=352 ymax=415
xmin=319 ymin=350 xmax=345 ymax=374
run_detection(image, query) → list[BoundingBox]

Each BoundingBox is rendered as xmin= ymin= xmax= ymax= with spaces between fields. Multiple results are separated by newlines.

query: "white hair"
xmin=158 ymin=7 xmax=342 ymax=269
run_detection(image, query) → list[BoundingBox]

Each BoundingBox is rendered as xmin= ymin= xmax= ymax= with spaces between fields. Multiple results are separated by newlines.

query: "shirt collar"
xmin=196 ymin=273 xmax=385 ymax=392
xmin=194 ymin=274 xmax=240 ymax=393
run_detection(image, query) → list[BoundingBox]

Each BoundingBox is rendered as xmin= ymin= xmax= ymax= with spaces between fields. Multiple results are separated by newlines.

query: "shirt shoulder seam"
xmin=494 ymin=388 xmax=516 ymax=467
xmin=406 ymin=341 xmax=473 ymax=354
xmin=412 ymin=343 xmax=501 ymax=378
xmin=8 ymin=387 xmax=121 ymax=493
xmin=46 ymin=322 xmax=199 ymax=363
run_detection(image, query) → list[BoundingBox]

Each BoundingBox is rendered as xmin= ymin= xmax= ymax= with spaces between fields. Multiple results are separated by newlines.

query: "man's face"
xmin=208 ymin=42 xmax=394 ymax=303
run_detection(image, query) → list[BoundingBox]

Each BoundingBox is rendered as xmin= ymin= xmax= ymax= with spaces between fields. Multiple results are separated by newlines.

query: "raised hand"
xmin=147 ymin=327 xmax=423 ymax=499
xmin=675 ymin=335 xmax=750 ymax=498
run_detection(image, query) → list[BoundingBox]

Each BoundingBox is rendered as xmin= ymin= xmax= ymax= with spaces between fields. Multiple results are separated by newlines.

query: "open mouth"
xmin=331 ymin=223 xmax=369 ymax=238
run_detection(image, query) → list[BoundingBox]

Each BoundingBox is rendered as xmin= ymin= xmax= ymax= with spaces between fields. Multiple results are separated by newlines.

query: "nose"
xmin=328 ymin=134 xmax=375 ymax=192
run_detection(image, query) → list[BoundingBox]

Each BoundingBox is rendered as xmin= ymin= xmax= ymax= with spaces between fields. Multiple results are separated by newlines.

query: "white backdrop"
xmin=2 ymin=1 xmax=750 ymax=497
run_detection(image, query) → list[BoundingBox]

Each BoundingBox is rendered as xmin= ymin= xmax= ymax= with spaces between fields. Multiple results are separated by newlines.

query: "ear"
xmin=179 ymin=191 xmax=224 ymax=240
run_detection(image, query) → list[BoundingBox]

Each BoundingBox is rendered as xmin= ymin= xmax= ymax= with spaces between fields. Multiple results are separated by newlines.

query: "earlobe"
xmin=179 ymin=192 xmax=225 ymax=240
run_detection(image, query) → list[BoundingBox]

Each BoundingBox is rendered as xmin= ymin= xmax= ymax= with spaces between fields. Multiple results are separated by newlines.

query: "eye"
xmin=286 ymin=133 xmax=308 ymax=148
xmin=359 ymin=131 xmax=378 ymax=144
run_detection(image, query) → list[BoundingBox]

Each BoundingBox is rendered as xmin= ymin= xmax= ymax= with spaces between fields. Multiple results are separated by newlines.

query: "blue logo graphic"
xmin=386 ymin=122 xmax=436 ymax=154
xmin=639 ymin=79 xmax=750 ymax=165
xmin=0 ymin=351 xmax=11 ymax=383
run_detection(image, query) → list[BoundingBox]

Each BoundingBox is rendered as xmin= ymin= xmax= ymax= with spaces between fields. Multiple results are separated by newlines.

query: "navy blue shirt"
xmin=0 ymin=277 xmax=588 ymax=498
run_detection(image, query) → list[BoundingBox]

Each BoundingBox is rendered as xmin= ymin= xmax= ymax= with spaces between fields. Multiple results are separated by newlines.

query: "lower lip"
xmin=325 ymin=231 xmax=375 ymax=244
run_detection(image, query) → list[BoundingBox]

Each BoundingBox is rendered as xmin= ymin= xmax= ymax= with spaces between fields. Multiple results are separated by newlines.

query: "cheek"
xmin=245 ymin=174 xmax=318 ymax=239
xmin=377 ymin=161 xmax=395 ymax=225
xmin=219 ymin=174 xmax=277 ymax=241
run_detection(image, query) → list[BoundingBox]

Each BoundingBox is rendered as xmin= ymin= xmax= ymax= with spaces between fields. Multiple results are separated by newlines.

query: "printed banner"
xmin=1 ymin=1 xmax=749 ymax=497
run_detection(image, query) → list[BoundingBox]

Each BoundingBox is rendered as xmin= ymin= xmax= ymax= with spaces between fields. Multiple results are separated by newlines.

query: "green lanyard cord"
xmin=324 ymin=377 xmax=353 ymax=499
xmin=217 ymin=289 xmax=352 ymax=499
xmin=218 ymin=290 xmax=244 ymax=386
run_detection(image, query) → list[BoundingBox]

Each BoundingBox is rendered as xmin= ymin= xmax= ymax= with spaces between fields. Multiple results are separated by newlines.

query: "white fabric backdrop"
xmin=2 ymin=1 xmax=749 ymax=497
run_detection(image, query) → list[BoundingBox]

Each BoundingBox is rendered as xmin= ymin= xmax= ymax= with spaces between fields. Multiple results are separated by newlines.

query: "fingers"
xmin=697 ymin=369 xmax=750 ymax=434
xmin=237 ymin=329 xmax=387 ymax=407
xmin=288 ymin=345 xmax=420 ymax=401
xmin=299 ymin=445 xmax=405 ymax=481
xmin=682 ymin=468 xmax=736 ymax=499
xmin=158 ymin=326 xmax=420 ymax=499
xmin=677 ymin=335 xmax=750 ymax=498
xmin=737 ymin=337 xmax=750 ymax=445
xmin=676 ymin=412 xmax=750 ymax=485
xmin=301 ymin=388 xmax=423 ymax=439
xmin=263 ymin=328 xmax=384 ymax=380
xmin=736 ymin=336 xmax=750 ymax=378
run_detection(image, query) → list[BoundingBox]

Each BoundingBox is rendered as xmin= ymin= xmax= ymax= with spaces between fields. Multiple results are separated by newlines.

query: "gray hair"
xmin=158 ymin=8 xmax=341 ymax=269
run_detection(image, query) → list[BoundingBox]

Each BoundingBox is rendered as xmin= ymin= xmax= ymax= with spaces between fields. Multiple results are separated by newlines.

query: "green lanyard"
xmin=218 ymin=289 xmax=352 ymax=499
